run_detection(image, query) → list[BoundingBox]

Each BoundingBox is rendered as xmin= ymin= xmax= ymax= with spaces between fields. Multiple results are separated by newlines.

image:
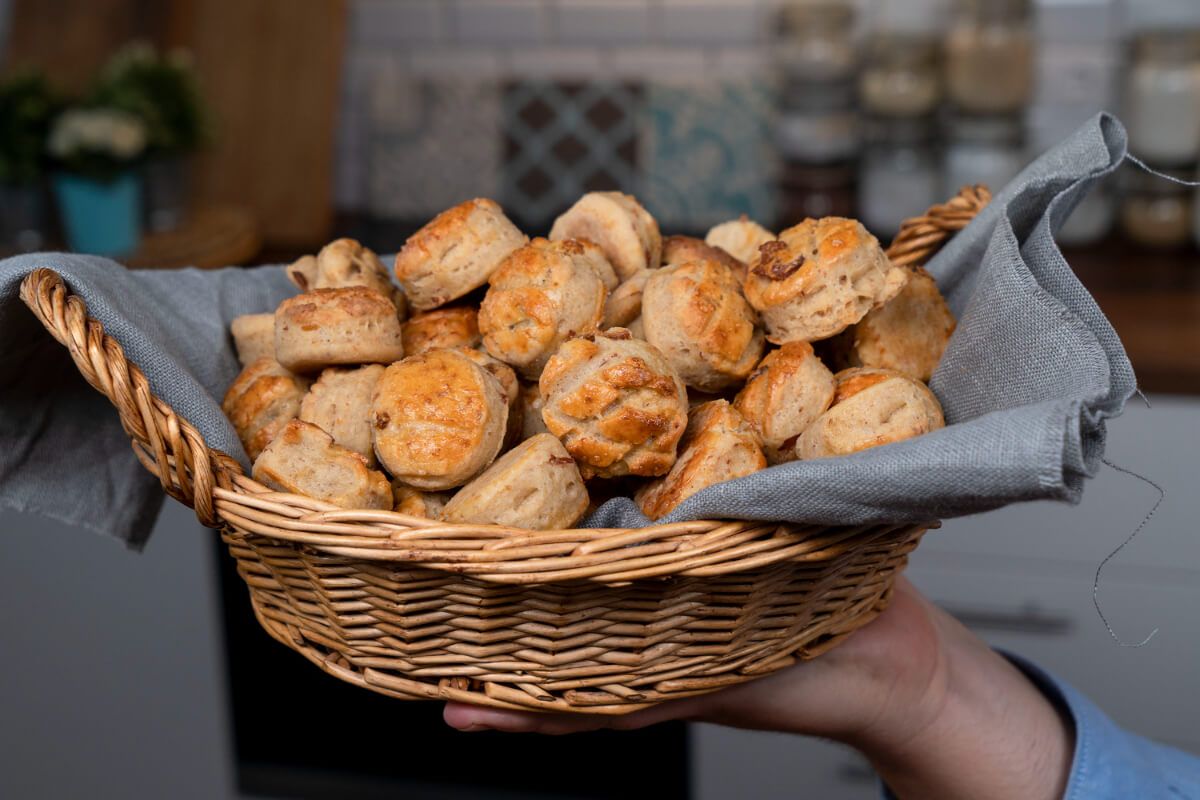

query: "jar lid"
xmin=945 ymin=113 xmax=1024 ymax=145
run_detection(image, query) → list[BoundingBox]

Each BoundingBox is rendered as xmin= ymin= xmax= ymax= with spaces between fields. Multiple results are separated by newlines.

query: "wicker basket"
xmin=18 ymin=187 xmax=989 ymax=714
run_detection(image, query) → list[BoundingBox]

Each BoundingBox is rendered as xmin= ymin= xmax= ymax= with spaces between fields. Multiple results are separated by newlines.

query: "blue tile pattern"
xmin=638 ymin=81 xmax=778 ymax=231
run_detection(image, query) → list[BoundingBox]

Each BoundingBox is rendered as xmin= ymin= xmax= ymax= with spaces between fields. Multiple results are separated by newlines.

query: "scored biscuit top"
xmin=652 ymin=260 xmax=759 ymax=361
xmin=275 ymin=286 xmax=400 ymax=327
xmin=371 ymin=349 xmax=506 ymax=475
xmin=743 ymin=217 xmax=882 ymax=305
xmin=539 ymin=329 xmax=688 ymax=477
xmin=832 ymin=367 xmax=902 ymax=404
xmin=478 ymin=238 xmax=607 ymax=377
xmin=401 ymin=306 xmax=481 ymax=355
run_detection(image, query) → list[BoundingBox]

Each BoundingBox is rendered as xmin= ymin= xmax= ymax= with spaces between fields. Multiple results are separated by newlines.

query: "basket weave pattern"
xmin=18 ymin=187 xmax=987 ymax=713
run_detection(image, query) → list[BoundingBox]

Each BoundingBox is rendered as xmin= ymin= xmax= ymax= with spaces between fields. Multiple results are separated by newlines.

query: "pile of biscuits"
xmin=223 ymin=192 xmax=954 ymax=531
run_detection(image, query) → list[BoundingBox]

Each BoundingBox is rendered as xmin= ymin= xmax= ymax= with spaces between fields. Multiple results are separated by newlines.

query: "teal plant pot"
xmin=53 ymin=171 xmax=142 ymax=256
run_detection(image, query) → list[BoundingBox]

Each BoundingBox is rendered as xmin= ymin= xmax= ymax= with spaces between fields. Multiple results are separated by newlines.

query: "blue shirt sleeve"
xmin=881 ymin=653 xmax=1200 ymax=799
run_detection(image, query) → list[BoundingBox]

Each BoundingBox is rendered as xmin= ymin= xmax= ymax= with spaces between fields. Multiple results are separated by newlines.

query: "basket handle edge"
xmin=18 ymin=267 xmax=242 ymax=529
xmin=886 ymin=184 xmax=991 ymax=269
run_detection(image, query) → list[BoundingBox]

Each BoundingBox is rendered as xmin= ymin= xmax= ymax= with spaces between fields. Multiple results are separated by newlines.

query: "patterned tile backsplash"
xmin=338 ymin=0 xmax=793 ymax=229
xmin=502 ymin=81 xmax=641 ymax=228
xmin=639 ymin=81 xmax=777 ymax=231
xmin=366 ymin=74 xmax=502 ymax=220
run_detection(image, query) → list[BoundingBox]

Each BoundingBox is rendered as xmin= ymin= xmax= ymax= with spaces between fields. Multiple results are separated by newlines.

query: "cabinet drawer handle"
xmin=939 ymin=603 xmax=1073 ymax=635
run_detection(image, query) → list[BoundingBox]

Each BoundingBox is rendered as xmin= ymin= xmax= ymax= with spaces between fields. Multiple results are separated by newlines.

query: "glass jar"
xmin=775 ymin=3 xmax=861 ymax=166
xmin=858 ymin=118 xmax=940 ymax=237
xmin=777 ymin=2 xmax=857 ymax=89
xmin=776 ymin=106 xmax=860 ymax=164
xmin=860 ymin=34 xmax=942 ymax=118
xmin=1123 ymin=31 xmax=1200 ymax=168
xmin=945 ymin=0 xmax=1034 ymax=115
xmin=1121 ymin=166 xmax=1194 ymax=250
xmin=780 ymin=161 xmax=857 ymax=223
xmin=943 ymin=114 xmax=1026 ymax=199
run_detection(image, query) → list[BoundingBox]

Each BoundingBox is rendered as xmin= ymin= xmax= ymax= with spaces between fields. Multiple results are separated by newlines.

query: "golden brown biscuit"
xmin=274 ymin=287 xmax=405 ymax=373
xmin=299 ymin=364 xmax=385 ymax=466
xmin=371 ymin=349 xmax=508 ymax=490
xmin=574 ymin=237 xmax=620 ymax=291
xmin=705 ymin=216 xmax=776 ymax=265
xmin=662 ymin=235 xmax=748 ymax=282
xmin=392 ymin=484 xmax=451 ymax=518
xmin=519 ymin=382 xmax=549 ymax=439
xmin=454 ymin=346 xmax=523 ymax=449
xmin=603 ymin=269 xmax=651 ymax=330
xmin=441 ymin=433 xmax=590 ymax=530
xmin=394 ymin=198 xmax=528 ymax=311
xmin=642 ymin=259 xmax=764 ymax=392
xmin=222 ymin=357 xmax=310 ymax=461
xmin=285 ymin=254 xmax=317 ymax=292
xmin=626 ymin=315 xmax=646 ymax=339
xmin=837 ymin=267 xmax=956 ymax=382
xmin=733 ymin=341 xmax=836 ymax=464
xmin=635 ymin=400 xmax=766 ymax=520
xmin=401 ymin=306 xmax=481 ymax=357
xmin=794 ymin=367 xmax=945 ymax=460
xmin=743 ymin=217 xmax=908 ymax=344
xmin=251 ymin=419 xmax=391 ymax=509
xmin=539 ymin=328 xmax=688 ymax=478
xmin=478 ymin=238 xmax=608 ymax=379
xmin=230 ymin=313 xmax=275 ymax=367
xmin=549 ymin=191 xmax=662 ymax=281
xmin=312 ymin=238 xmax=408 ymax=320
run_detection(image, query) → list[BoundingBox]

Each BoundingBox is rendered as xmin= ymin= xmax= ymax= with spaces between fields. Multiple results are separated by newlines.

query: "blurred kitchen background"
xmin=1 ymin=2 xmax=1199 ymax=799
xmin=1 ymin=0 xmax=1198 ymax=392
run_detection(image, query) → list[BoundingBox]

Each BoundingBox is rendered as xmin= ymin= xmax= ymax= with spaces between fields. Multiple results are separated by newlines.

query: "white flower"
xmin=48 ymin=108 xmax=147 ymax=161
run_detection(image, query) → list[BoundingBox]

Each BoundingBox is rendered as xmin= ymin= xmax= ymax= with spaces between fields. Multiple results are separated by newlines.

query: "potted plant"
xmin=48 ymin=105 xmax=147 ymax=256
xmin=0 ymin=71 xmax=59 ymax=252
xmin=91 ymin=42 xmax=208 ymax=232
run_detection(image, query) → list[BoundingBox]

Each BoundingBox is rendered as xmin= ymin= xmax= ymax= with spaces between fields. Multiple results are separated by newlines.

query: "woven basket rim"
xmin=16 ymin=185 xmax=986 ymax=581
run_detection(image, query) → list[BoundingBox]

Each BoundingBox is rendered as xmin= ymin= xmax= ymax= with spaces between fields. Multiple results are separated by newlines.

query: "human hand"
xmin=444 ymin=576 xmax=1074 ymax=800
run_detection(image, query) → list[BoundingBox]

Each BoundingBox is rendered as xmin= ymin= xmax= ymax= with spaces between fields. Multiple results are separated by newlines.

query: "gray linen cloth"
xmin=0 ymin=113 xmax=1135 ymax=548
